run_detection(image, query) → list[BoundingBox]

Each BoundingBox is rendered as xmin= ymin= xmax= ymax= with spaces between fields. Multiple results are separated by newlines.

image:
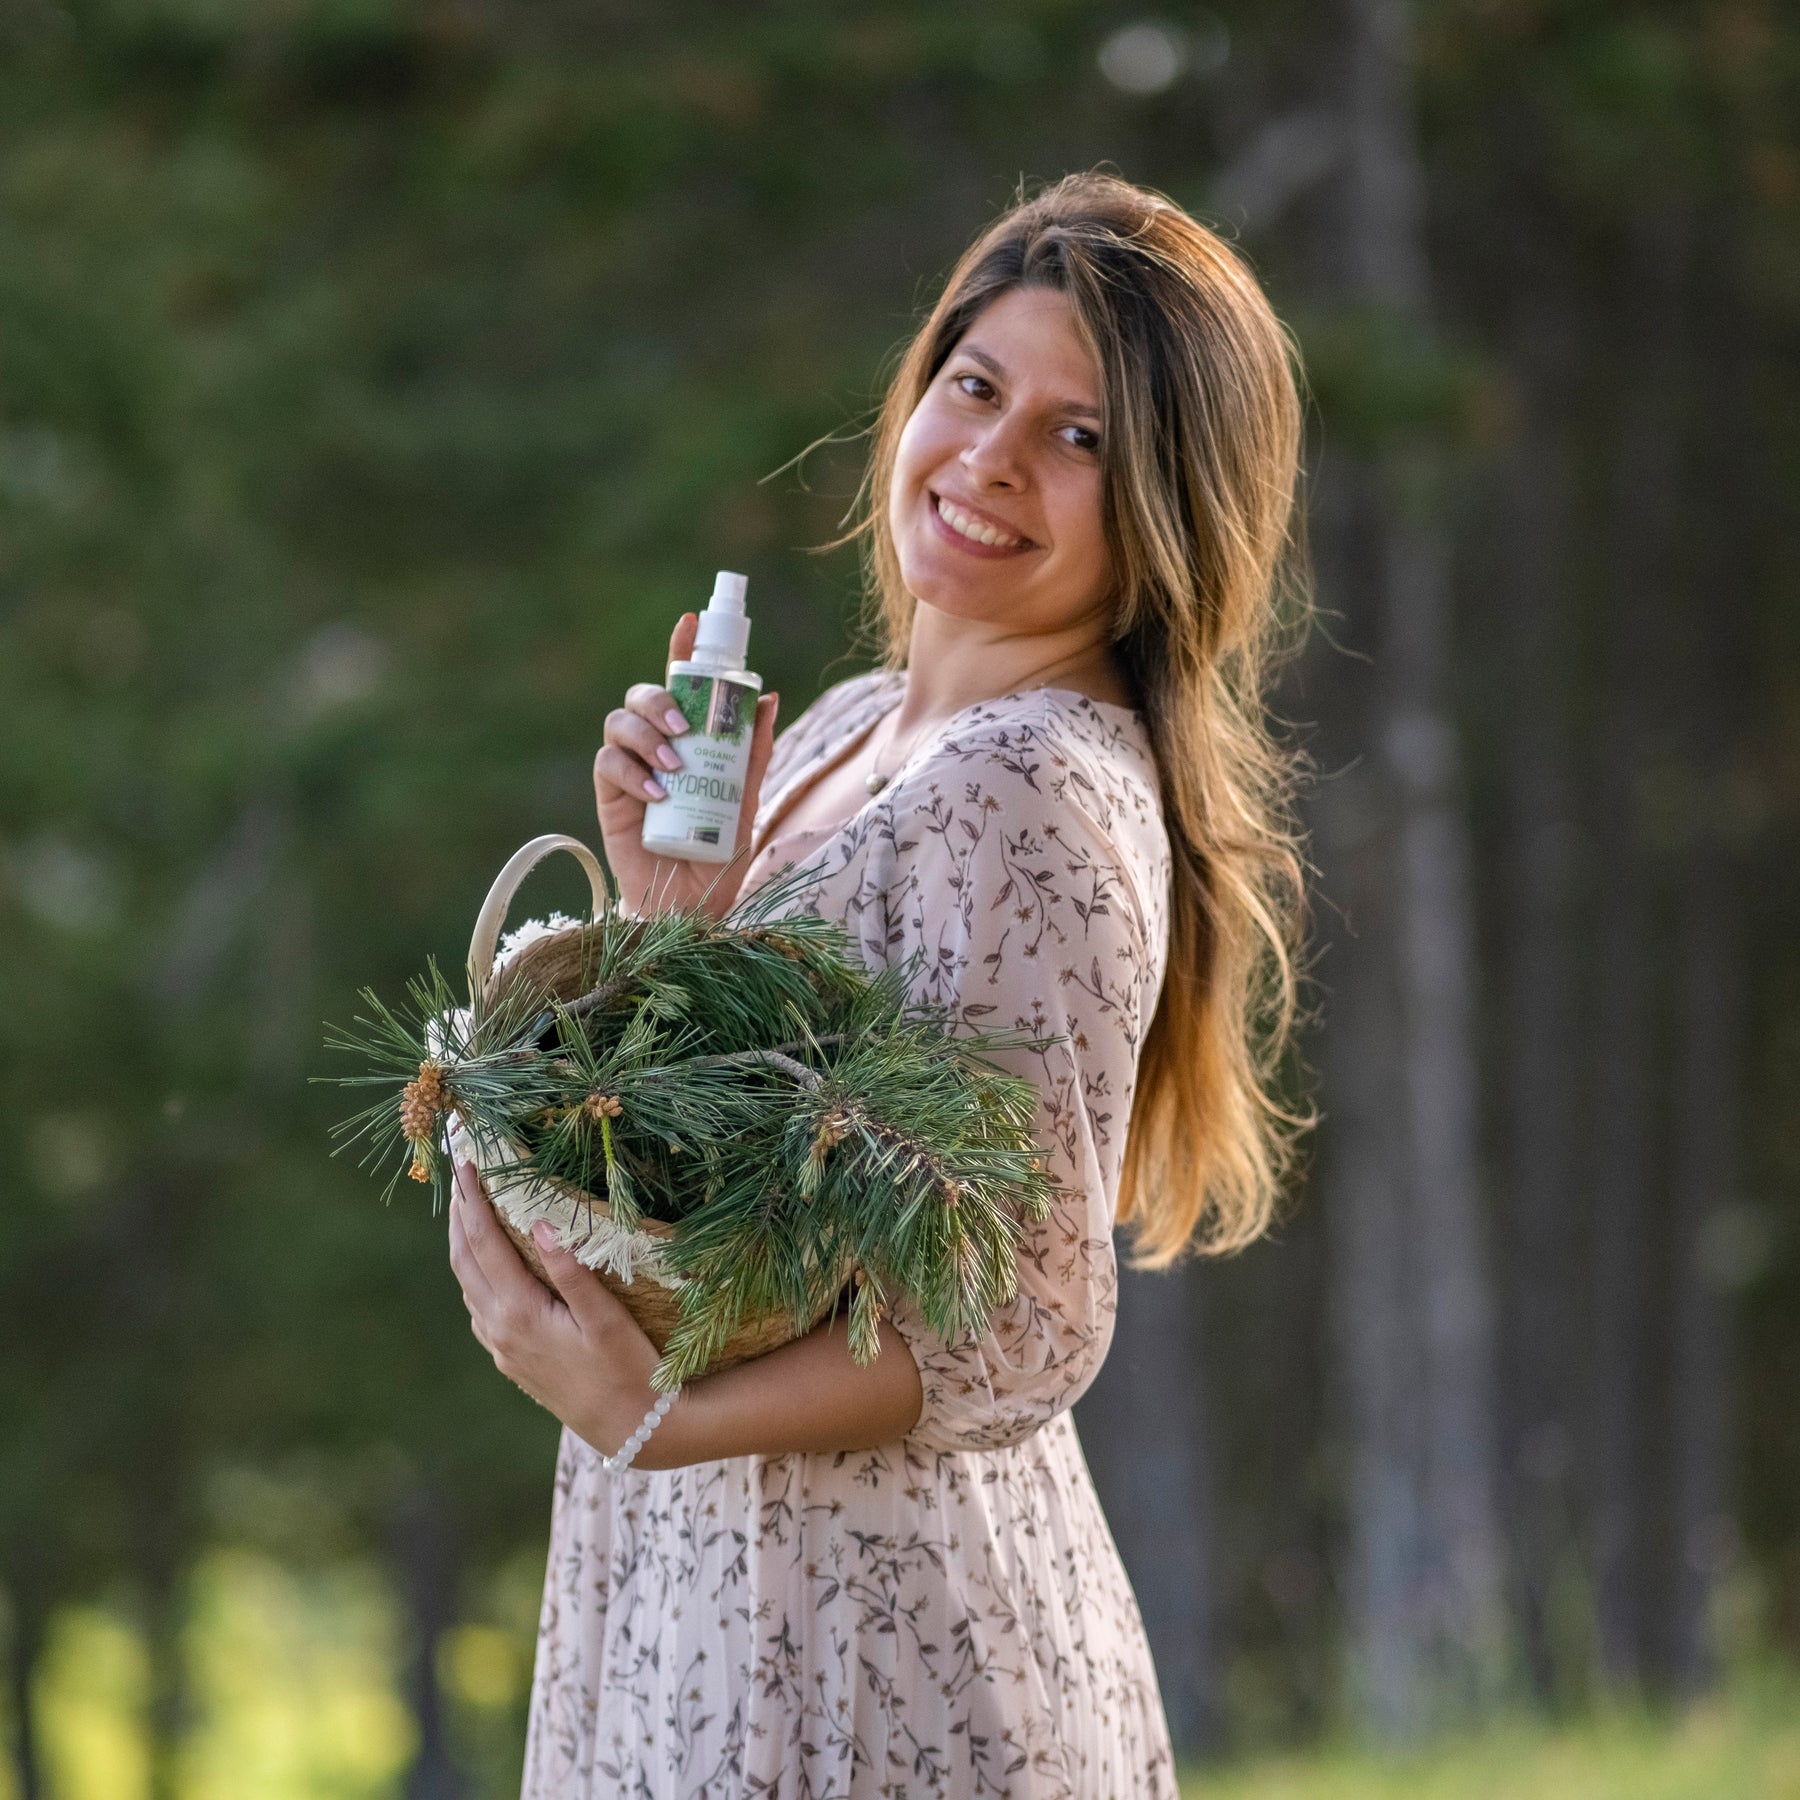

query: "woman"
xmin=448 ymin=171 xmax=1309 ymax=1797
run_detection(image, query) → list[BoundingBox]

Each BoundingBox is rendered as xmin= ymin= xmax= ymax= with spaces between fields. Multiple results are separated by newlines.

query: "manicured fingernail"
xmin=663 ymin=708 xmax=688 ymax=734
xmin=643 ymin=777 xmax=666 ymax=800
xmin=656 ymin=744 xmax=682 ymax=771
xmin=532 ymin=1220 xmax=556 ymax=1249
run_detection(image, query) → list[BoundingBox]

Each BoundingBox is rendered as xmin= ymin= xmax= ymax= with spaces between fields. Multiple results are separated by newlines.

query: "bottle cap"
xmin=692 ymin=571 xmax=751 ymax=666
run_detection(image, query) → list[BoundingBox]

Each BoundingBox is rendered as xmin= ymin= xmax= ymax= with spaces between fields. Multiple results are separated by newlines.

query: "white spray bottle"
xmin=639 ymin=571 xmax=763 ymax=864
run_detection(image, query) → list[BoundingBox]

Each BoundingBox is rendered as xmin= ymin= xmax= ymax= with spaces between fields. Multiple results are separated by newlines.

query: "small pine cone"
xmin=415 ymin=1059 xmax=448 ymax=1109
xmin=584 ymin=1092 xmax=623 ymax=1122
xmin=747 ymin=928 xmax=805 ymax=962
xmin=809 ymin=1109 xmax=849 ymax=1165
xmin=399 ymin=1060 xmax=448 ymax=1143
xmin=408 ymin=1149 xmax=431 ymax=1183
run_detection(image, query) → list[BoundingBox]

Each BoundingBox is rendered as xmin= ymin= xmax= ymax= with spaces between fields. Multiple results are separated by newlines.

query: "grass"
xmin=8 ymin=1553 xmax=1799 ymax=1798
xmin=10 ymin=1548 xmax=538 ymax=1800
xmin=1182 ymin=1666 xmax=1800 ymax=1799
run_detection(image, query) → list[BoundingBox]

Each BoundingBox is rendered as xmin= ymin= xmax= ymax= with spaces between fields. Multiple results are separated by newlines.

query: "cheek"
xmin=890 ymin=400 xmax=958 ymax=514
xmin=1051 ymin=473 xmax=1111 ymax=590
xmin=887 ymin=419 xmax=921 ymax=546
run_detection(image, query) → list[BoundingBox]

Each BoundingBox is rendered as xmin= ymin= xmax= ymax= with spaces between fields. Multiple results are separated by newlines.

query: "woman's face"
xmin=887 ymin=287 xmax=1111 ymax=637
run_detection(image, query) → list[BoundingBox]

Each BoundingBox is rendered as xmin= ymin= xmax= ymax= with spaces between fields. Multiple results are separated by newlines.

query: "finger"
xmin=448 ymin=1187 xmax=497 ymax=1311
xmin=606 ymin=705 xmax=686 ymax=779
xmin=595 ymin=742 xmax=670 ymax=808
xmin=623 ymin=680 xmax=693 ymax=741
xmin=594 ymin=739 xmax=648 ymax=819
xmin=449 ymin=1167 xmax=498 ymax=1297
xmin=529 ymin=1220 xmax=618 ymax=1338
xmin=666 ymin=610 xmax=698 ymax=666
xmin=456 ymin=1162 xmax=554 ymax=1315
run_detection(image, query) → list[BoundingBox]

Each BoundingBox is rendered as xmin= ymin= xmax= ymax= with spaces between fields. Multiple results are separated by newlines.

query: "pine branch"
xmin=319 ymin=882 xmax=1067 ymax=1376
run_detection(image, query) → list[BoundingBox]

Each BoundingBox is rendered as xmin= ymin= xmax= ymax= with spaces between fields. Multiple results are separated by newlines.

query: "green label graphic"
xmin=670 ymin=673 xmax=754 ymax=746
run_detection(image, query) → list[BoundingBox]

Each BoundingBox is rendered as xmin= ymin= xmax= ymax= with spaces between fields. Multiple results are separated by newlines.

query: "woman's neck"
xmin=888 ymin=601 xmax=1134 ymax=736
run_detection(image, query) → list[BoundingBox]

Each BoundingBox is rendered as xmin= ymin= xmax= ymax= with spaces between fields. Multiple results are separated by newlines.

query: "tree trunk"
xmin=1661 ymin=231 xmax=1752 ymax=1698
xmin=142 ymin=1553 xmax=190 ymax=1800
xmin=1317 ymin=765 xmax=1423 ymax=1733
xmin=5 ymin=1580 xmax=46 ymax=1800
xmin=1665 ymin=797 xmax=1739 ymax=1695
xmin=391 ymin=1481 xmax=466 ymax=1800
xmin=1495 ymin=222 xmax=1585 ymax=1709
xmin=1318 ymin=0 xmax=1505 ymax=1738
xmin=1076 ymin=1257 xmax=1218 ymax=1756
xmin=1586 ymin=205 xmax=1689 ymax=1697
xmin=121 ymin=1178 xmax=198 ymax=1800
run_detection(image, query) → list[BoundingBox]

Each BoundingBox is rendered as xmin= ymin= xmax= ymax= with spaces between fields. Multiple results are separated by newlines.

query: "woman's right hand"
xmin=594 ymin=611 xmax=779 ymax=922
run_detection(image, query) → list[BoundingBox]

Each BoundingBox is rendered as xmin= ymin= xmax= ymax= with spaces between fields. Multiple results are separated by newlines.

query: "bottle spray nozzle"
xmin=692 ymin=570 xmax=752 ymax=666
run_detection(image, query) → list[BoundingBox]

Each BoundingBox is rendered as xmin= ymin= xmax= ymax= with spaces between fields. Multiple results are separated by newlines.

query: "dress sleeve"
xmin=859 ymin=721 xmax=1162 ymax=1453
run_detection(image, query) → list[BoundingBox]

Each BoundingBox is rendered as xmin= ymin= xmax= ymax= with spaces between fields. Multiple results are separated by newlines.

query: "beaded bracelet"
xmin=600 ymin=1387 xmax=679 ymax=1476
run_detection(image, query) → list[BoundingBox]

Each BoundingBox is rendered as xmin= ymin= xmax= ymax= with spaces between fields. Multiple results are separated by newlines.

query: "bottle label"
xmin=643 ymin=673 xmax=757 ymax=851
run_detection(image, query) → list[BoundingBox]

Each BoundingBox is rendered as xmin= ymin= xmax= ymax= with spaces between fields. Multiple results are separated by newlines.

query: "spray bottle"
xmin=639 ymin=571 xmax=763 ymax=864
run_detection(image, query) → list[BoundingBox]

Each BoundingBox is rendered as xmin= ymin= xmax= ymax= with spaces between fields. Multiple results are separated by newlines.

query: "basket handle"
xmin=467 ymin=833 xmax=612 ymax=1006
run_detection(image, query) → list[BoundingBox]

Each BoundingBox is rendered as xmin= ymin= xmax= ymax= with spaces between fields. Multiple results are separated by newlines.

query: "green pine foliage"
xmin=320 ymin=862 xmax=1061 ymax=1388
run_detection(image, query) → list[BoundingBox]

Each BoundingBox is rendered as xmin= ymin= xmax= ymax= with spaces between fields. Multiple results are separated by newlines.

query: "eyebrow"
xmin=958 ymin=344 xmax=1104 ymax=424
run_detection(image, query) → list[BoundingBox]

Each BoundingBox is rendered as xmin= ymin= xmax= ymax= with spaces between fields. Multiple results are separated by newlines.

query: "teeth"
xmin=937 ymin=494 xmax=1019 ymax=548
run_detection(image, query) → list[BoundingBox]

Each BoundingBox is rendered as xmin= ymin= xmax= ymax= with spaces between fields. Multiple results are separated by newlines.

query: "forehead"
xmin=949 ymin=288 xmax=1101 ymax=404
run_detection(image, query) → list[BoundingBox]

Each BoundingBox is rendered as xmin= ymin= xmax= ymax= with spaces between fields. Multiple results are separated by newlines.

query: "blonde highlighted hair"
xmin=846 ymin=172 xmax=1312 ymax=1262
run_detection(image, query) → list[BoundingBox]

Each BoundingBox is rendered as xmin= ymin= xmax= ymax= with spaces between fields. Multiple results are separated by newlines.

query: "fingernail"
xmin=643 ymin=776 xmax=666 ymax=801
xmin=656 ymin=744 xmax=682 ymax=771
xmin=663 ymin=708 xmax=688 ymax=734
xmin=532 ymin=1220 xmax=556 ymax=1249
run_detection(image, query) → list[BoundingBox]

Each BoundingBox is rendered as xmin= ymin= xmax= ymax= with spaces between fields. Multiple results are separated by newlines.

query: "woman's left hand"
xmin=448 ymin=1159 xmax=670 ymax=1461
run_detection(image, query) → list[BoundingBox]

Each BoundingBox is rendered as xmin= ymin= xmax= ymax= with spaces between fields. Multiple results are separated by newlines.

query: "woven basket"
xmin=451 ymin=834 xmax=832 ymax=1374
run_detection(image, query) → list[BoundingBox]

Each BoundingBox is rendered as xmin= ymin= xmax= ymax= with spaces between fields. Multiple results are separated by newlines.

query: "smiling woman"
xmin=895 ymin=287 xmax=1111 ymax=584
xmin=476 ymin=170 xmax=1311 ymax=1800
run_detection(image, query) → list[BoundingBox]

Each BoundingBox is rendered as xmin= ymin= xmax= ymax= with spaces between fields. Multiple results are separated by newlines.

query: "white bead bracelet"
xmin=600 ymin=1387 xmax=679 ymax=1476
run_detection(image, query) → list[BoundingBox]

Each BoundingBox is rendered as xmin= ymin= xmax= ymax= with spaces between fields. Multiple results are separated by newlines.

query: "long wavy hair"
xmin=845 ymin=172 xmax=1312 ymax=1262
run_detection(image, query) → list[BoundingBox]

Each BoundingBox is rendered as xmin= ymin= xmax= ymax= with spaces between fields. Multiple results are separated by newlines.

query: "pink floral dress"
xmin=521 ymin=670 xmax=1178 ymax=1798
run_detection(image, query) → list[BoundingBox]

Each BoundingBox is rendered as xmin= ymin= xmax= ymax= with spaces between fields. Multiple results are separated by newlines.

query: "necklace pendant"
xmin=865 ymin=770 xmax=889 ymax=795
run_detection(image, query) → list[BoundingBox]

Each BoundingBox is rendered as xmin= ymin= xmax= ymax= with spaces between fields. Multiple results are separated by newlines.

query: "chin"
xmin=896 ymin=549 xmax=1009 ymax=620
xmin=896 ymin=523 xmax=1021 ymax=609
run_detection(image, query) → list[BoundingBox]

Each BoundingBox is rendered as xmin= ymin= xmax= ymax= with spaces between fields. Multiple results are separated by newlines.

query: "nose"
xmin=960 ymin=411 xmax=1029 ymax=490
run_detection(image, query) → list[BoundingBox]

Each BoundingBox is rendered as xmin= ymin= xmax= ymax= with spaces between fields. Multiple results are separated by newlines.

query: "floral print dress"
xmin=521 ymin=670 xmax=1178 ymax=1799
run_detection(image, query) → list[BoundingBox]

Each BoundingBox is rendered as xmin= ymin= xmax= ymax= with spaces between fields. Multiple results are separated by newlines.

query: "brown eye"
xmin=954 ymin=372 xmax=995 ymax=402
xmin=1062 ymin=424 xmax=1100 ymax=453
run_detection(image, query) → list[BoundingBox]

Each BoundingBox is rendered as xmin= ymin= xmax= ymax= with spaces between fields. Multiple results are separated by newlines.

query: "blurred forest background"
xmin=2 ymin=0 xmax=1797 ymax=1795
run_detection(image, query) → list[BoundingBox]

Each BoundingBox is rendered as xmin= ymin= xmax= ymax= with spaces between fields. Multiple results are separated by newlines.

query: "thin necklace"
xmin=863 ymin=706 xmax=936 ymax=795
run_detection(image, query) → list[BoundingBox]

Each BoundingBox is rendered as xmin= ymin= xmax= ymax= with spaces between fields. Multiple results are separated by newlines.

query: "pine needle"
xmin=317 ymin=881 xmax=1065 ymax=1382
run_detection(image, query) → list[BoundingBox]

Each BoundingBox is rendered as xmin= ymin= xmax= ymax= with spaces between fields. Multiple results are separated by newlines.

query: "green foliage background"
xmin=1 ymin=0 xmax=1796 ymax=1793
